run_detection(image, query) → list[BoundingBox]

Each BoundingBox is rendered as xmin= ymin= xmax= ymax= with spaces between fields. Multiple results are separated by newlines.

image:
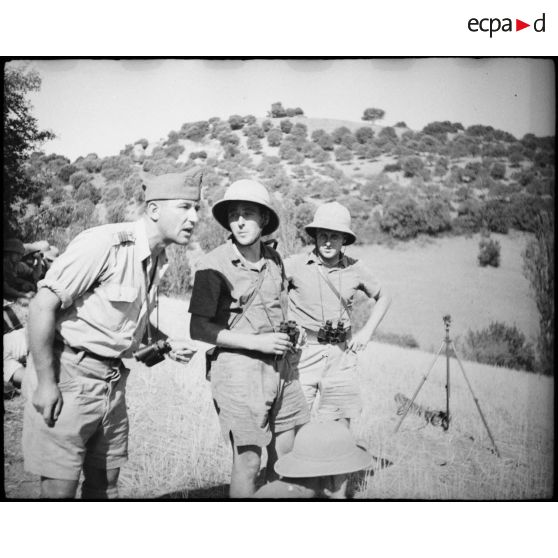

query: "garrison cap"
xmin=142 ymin=167 xmax=203 ymax=202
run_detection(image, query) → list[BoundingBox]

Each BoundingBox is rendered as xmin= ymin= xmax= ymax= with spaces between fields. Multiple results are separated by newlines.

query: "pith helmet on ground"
xmin=274 ymin=421 xmax=373 ymax=478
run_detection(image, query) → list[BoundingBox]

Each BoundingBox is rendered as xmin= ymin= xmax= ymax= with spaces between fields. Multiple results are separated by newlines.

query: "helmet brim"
xmin=212 ymin=199 xmax=280 ymax=236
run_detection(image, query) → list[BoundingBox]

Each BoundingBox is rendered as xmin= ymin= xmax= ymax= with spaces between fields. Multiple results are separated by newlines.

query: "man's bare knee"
xmin=40 ymin=477 xmax=79 ymax=499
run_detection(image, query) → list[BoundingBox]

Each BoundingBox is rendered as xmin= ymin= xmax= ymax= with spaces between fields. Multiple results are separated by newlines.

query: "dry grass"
xmin=3 ymin=235 xmax=552 ymax=500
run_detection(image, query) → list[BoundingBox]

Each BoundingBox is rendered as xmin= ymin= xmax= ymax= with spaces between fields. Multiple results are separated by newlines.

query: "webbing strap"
xmin=316 ymin=265 xmax=351 ymax=319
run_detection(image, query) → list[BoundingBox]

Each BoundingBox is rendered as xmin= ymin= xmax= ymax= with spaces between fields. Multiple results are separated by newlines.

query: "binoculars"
xmin=133 ymin=340 xmax=172 ymax=367
xmin=317 ymin=320 xmax=350 ymax=344
xmin=279 ymin=320 xmax=299 ymax=345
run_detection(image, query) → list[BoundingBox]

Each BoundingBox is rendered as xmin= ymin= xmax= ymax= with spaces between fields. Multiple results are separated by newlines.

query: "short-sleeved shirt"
xmin=284 ymin=249 xmax=382 ymax=332
xmin=38 ymin=219 xmax=168 ymax=359
xmin=189 ymin=239 xmax=287 ymax=334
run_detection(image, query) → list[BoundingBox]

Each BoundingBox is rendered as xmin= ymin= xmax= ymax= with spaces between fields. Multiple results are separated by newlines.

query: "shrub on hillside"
xmin=179 ymin=121 xmax=210 ymax=141
xmin=458 ymin=321 xmax=535 ymax=372
xmin=355 ymin=127 xmax=374 ymax=144
xmin=380 ymin=194 xmax=425 ymax=239
xmin=332 ymin=126 xmax=351 ymax=144
xmin=523 ymin=212 xmax=554 ymax=375
xmin=402 ymin=156 xmax=425 ymax=177
xmin=312 ymin=148 xmax=331 ymax=163
xmin=270 ymin=102 xmax=287 ymax=118
xmin=58 ymin=164 xmax=79 ymax=183
xmin=422 ymin=199 xmax=452 ymax=235
xmin=165 ymin=144 xmax=185 ymax=159
xmin=453 ymin=199 xmax=482 ymax=235
xmin=228 ymin=114 xmax=244 ymax=130
xmin=247 ymin=136 xmax=263 ymax=152
xmin=280 ymin=119 xmax=293 ymax=134
xmin=394 ymin=121 xmax=407 ymax=128
xmin=69 ymin=171 xmax=92 ymax=190
xmin=244 ymin=125 xmax=265 ymax=139
xmin=480 ymin=200 xmax=510 ymax=234
xmin=291 ymin=122 xmax=308 ymax=139
xmin=508 ymin=194 xmax=548 ymax=232
xmin=101 ymin=155 xmax=134 ymax=182
xmin=267 ymin=128 xmax=283 ymax=147
xmin=383 ymin=162 xmax=401 ymax=173
xmin=75 ymin=182 xmax=102 ymax=205
xmin=334 ymin=146 xmax=353 ymax=162
xmin=478 ymin=235 xmax=501 ymax=267
xmin=378 ymin=127 xmax=397 ymax=142
xmin=261 ymin=119 xmax=273 ymax=132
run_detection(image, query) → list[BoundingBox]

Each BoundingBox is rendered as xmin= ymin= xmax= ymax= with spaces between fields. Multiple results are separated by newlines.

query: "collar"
xmin=226 ymin=237 xmax=271 ymax=271
xmin=305 ymin=247 xmax=348 ymax=269
xmin=134 ymin=219 xmax=167 ymax=265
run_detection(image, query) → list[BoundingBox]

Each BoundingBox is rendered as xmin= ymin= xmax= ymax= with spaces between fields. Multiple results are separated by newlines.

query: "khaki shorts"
xmin=295 ymin=342 xmax=362 ymax=421
xmin=211 ymin=350 xmax=310 ymax=447
xmin=22 ymin=347 xmax=129 ymax=481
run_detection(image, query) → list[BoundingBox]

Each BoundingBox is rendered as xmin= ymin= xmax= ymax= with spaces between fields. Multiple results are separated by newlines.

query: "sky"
xmin=12 ymin=58 xmax=556 ymax=162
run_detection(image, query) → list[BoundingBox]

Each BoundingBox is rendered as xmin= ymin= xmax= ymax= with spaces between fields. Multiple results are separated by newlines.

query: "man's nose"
xmin=188 ymin=207 xmax=199 ymax=223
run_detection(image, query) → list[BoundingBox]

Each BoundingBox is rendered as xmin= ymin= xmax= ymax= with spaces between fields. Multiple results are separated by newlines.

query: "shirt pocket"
xmin=96 ymin=284 xmax=140 ymax=332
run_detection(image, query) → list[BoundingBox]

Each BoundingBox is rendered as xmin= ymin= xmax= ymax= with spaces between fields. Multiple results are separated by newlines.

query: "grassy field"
xmin=346 ymin=230 xmax=539 ymax=353
xmin=3 ymin=234 xmax=552 ymax=499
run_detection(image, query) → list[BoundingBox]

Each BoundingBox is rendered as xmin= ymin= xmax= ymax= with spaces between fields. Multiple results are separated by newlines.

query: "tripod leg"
xmin=450 ymin=342 xmax=501 ymax=458
xmin=394 ymin=342 xmax=445 ymax=433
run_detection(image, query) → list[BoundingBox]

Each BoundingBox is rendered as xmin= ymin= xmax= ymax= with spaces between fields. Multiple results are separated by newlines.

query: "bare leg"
xmin=40 ymin=477 xmax=79 ymax=499
xmin=81 ymin=463 xmax=120 ymax=499
xmin=230 ymin=435 xmax=261 ymax=499
xmin=266 ymin=425 xmax=301 ymax=482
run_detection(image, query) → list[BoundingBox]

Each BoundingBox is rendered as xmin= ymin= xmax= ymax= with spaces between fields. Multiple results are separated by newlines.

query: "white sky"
xmin=13 ymin=58 xmax=556 ymax=162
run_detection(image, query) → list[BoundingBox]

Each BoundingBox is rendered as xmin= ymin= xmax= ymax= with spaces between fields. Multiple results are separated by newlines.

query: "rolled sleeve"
xmin=37 ymin=229 xmax=112 ymax=310
xmin=355 ymin=260 xmax=382 ymax=300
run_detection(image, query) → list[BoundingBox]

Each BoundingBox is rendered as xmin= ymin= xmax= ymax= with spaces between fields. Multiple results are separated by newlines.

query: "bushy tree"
xmin=270 ymin=102 xmax=287 ymax=118
xmin=490 ymin=162 xmax=507 ymax=180
xmin=280 ymin=119 xmax=293 ymax=134
xmin=523 ymin=211 xmax=554 ymax=374
xmin=380 ymin=194 xmax=426 ymax=239
xmin=58 ymin=164 xmax=79 ymax=183
xmin=180 ymin=120 xmax=210 ymax=141
xmin=334 ymin=146 xmax=353 ymax=162
xmin=267 ymin=128 xmax=283 ymax=147
xmin=478 ymin=235 xmax=501 ymax=267
xmin=247 ymin=136 xmax=262 ymax=152
xmin=332 ymin=126 xmax=351 ymax=144
xmin=422 ymin=199 xmax=452 ymax=234
xmin=4 ymin=65 xmax=55 ymax=234
xmin=362 ymin=107 xmax=385 ymax=122
xmin=228 ymin=114 xmax=244 ymax=130
xmin=261 ymin=119 xmax=273 ymax=132
xmin=75 ymin=182 xmax=102 ymax=205
xmin=69 ymin=171 xmax=92 ymax=190
xmin=243 ymin=114 xmax=256 ymax=126
xmin=355 ymin=127 xmax=375 ymax=144
xmin=402 ymin=156 xmax=425 ymax=177
xmin=459 ymin=322 xmax=535 ymax=372
xmin=480 ymin=200 xmax=510 ymax=234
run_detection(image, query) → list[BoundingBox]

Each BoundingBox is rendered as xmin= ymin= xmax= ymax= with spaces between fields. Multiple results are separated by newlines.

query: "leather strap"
xmin=316 ymin=265 xmax=351 ymax=319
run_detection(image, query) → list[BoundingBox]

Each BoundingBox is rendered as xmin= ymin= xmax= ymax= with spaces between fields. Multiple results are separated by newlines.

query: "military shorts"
xmin=295 ymin=342 xmax=362 ymax=421
xmin=211 ymin=349 xmax=310 ymax=448
xmin=22 ymin=346 xmax=129 ymax=481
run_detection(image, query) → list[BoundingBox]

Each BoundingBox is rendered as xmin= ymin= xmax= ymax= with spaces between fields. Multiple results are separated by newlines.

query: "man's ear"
xmin=262 ymin=209 xmax=270 ymax=227
xmin=146 ymin=200 xmax=160 ymax=221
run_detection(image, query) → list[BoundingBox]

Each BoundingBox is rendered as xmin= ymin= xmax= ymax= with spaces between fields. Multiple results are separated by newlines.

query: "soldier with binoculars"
xmin=284 ymin=202 xmax=391 ymax=433
xmin=189 ymin=180 xmax=309 ymax=499
xmin=22 ymin=169 xmax=201 ymax=499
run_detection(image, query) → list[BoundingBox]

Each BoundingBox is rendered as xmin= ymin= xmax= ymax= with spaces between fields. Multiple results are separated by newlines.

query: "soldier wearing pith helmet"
xmin=284 ymin=201 xmax=391 ymax=458
xmin=23 ymin=168 xmax=202 ymax=499
xmin=189 ymin=178 xmax=310 ymax=498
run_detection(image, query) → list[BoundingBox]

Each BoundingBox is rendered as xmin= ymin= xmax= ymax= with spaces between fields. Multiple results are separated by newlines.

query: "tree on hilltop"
xmin=362 ymin=107 xmax=385 ymax=123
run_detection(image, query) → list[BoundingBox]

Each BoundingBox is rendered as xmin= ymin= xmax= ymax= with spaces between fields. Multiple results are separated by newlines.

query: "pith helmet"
xmin=304 ymin=201 xmax=356 ymax=245
xmin=212 ymin=179 xmax=280 ymax=236
xmin=274 ymin=421 xmax=373 ymax=478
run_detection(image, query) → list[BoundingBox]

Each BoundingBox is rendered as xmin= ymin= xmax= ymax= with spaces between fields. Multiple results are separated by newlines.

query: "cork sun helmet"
xmin=211 ymin=179 xmax=280 ymax=236
xmin=304 ymin=201 xmax=357 ymax=246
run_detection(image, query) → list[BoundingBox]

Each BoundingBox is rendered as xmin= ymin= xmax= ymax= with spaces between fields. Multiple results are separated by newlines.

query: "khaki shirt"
xmin=189 ymin=239 xmax=287 ymax=334
xmin=284 ymin=249 xmax=382 ymax=332
xmin=38 ymin=219 xmax=168 ymax=358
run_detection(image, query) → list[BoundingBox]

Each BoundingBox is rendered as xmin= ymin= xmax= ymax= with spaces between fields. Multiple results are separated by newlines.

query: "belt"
xmin=58 ymin=340 xmax=122 ymax=367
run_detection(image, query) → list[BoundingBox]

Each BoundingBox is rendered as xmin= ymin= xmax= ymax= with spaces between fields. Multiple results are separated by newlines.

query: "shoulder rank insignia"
xmin=113 ymin=231 xmax=136 ymax=245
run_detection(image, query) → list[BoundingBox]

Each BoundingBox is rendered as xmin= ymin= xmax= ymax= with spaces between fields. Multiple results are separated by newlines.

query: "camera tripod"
xmin=394 ymin=315 xmax=500 ymax=457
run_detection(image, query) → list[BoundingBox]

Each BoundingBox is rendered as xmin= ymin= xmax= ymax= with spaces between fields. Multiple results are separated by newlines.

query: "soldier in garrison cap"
xmin=23 ymin=168 xmax=202 ymax=499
